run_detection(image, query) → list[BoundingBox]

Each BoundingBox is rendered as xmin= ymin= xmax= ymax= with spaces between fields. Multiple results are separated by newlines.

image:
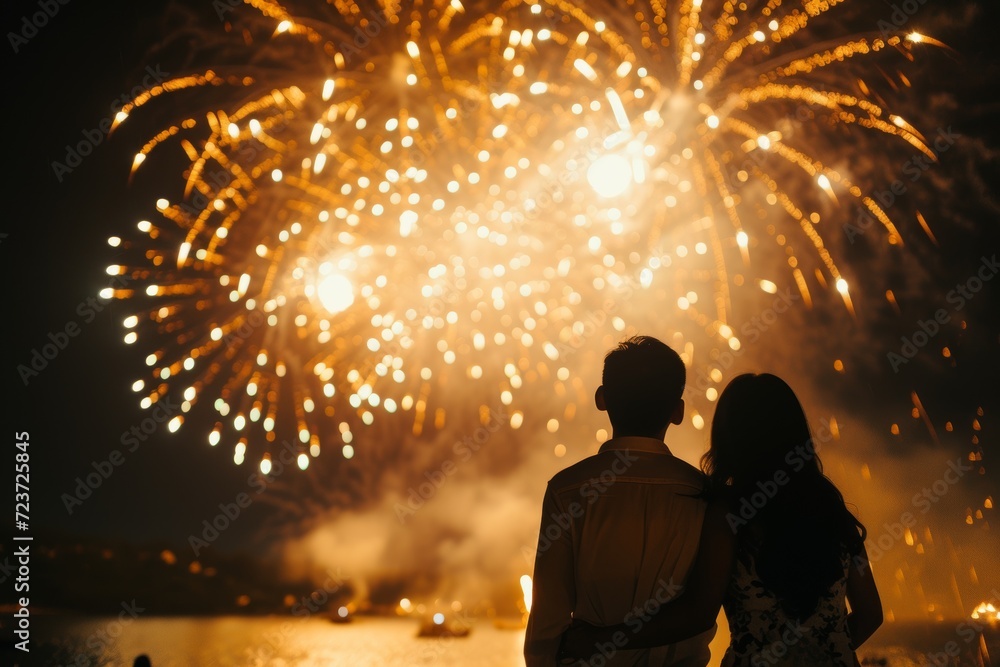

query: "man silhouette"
xmin=524 ymin=336 xmax=714 ymax=666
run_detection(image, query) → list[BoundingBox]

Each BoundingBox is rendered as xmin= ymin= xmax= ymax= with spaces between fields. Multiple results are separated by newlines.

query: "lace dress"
xmin=721 ymin=548 xmax=859 ymax=667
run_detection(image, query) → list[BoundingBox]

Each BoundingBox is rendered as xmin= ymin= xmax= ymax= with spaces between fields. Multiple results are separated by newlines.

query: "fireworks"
xmin=106 ymin=0 xmax=935 ymax=471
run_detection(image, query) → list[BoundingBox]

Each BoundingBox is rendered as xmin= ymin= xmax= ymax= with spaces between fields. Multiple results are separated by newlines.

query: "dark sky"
xmin=5 ymin=0 xmax=999 ymax=616
xmin=7 ymin=0 xmax=271 ymax=550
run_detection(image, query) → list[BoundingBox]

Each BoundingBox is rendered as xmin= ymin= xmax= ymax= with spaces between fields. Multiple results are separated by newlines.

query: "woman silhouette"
xmin=560 ymin=373 xmax=882 ymax=666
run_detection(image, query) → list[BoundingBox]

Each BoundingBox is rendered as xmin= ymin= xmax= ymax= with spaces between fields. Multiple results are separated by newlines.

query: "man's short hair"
xmin=602 ymin=335 xmax=685 ymax=435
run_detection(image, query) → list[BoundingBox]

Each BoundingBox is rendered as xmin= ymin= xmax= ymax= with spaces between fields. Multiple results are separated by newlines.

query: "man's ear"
xmin=669 ymin=398 xmax=685 ymax=425
xmin=595 ymin=386 xmax=607 ymax=412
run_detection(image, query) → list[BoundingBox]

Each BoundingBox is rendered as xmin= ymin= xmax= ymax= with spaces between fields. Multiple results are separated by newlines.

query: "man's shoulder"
xmin=547 ymin=448 xmax=706 ymax=490
xmin=639 ymin=452 xmax=706 ymax=487
xmin=547 ymin=453 xmax=605 ymax=486
xmin=667 ymin=455 xmax=705 ymax=479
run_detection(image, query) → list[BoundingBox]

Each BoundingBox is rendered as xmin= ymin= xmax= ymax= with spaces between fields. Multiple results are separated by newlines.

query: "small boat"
xmin=417 ymin=613 xmax=472 ymax=638
xmin=328 ymin=606 xmax=353 ymax=624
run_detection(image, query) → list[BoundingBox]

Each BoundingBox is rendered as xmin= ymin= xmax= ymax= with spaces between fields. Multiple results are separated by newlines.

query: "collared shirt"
xmin=524 ymin=436 xmax=715 ymax=667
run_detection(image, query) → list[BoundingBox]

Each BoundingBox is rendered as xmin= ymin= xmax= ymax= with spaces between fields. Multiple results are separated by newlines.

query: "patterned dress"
xmin=721 ymin=546 xmax=859 ymax=667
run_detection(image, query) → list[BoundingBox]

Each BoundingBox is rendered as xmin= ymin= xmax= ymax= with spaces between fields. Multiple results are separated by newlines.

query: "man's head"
xmin=595 ymin=335 xmax=685 ymax=437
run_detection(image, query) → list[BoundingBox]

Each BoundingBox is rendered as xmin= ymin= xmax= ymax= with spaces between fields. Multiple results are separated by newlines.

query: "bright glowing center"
xmin=587 ymin=154 xmax=633 ymax=198
xmin=317 ymin=273 xmax=355 ymax=314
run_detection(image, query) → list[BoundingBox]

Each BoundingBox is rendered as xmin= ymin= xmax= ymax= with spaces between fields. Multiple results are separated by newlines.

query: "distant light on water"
xmin=520 ymin=574 xmax=532 ymax=613
xmin=971 ymin=601 xmax=999 ymax=623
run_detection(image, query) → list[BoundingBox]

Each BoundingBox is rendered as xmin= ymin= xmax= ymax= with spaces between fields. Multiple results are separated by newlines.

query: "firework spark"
xmin=106 ymin=0 xmax=935 ymax=471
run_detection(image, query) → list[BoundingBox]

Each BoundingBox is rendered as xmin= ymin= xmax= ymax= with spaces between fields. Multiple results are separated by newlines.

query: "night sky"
xmin=5 ymin=0 xmax=1000 ymax=622
xmin=8 ymin=0 xmax=287 ymax=567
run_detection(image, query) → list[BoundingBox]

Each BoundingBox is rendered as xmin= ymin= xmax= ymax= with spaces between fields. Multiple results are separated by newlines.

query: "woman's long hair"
xmin=703 ymin=373 xmax=866 ymax=619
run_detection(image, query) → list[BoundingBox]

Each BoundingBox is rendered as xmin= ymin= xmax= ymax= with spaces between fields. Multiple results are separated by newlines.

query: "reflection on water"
xmin=32 ymin=616 xmax=526 ymax=667
xmin=20 ymin=615 xmax=998 ymax=666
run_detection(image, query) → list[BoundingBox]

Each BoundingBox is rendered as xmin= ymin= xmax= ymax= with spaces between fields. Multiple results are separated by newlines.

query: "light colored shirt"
xmin=524 ymin=436 xmax=715 ymax=667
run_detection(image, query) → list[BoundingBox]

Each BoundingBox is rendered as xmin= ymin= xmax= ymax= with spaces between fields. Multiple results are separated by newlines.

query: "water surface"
xmin=18 ymin=614 xmax=997 ymax=666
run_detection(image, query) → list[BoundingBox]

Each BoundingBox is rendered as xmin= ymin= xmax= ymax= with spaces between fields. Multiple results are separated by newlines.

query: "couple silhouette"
xmin=524 ymin=336 xmax=882 ymax=667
